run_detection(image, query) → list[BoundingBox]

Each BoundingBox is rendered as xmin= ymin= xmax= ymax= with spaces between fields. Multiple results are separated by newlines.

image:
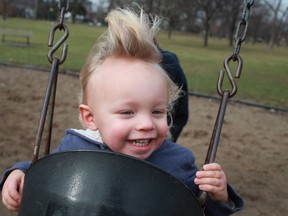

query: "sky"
xmin=90 ymin=0 xmax=109 ymax=11
xmin=90 ymin=0 xmax=108 ymax=7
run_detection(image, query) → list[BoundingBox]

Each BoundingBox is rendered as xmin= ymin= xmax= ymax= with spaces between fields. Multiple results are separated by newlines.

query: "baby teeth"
xmin=130 ymin=140 xmax=149 ymax=146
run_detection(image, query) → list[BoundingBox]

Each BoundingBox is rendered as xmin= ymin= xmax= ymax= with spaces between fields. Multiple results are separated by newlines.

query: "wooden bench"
xmin=0 ymin=28 xmax=32 ymax=45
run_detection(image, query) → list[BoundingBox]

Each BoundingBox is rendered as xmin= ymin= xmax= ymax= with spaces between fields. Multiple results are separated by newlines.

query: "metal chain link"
xmin=218 ymin=0 xmax=254 ymax=98
xmin=32 ymin=0 xmax=70 ymax=163
xmin=48 ymin=0 xmax=70 ymax=65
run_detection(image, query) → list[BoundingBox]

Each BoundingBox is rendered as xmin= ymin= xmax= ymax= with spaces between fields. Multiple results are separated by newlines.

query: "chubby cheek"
xmin=159 ymin=121 xmax=169 ymax=139
xmin=101 ymin=121 xmax=129 ymax=150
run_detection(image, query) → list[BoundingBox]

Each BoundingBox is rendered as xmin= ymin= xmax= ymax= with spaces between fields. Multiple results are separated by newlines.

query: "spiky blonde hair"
xmin=79 ymin=8 xmax=180 ymax=137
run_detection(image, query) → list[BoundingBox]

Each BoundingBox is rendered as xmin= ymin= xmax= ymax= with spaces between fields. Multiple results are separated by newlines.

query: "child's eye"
xmin=120 ymin=110 xmax=134 ymax=115
xmin=152 ymin=110 xmax=165 ymax=115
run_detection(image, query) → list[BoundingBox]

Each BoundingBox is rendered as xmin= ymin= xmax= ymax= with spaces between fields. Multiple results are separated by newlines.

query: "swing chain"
xmin=47 ymin=0 xmax=70 ymax=65
xmin=198 ymin=0 xmax=254 ymax=207
xmin=32 ymin=0 xmax=70 ymax=163
xmin=233 ymin=0 xmax=254 ymax=59
xmin=58 ymin=0 xmax=70 ymax=27
xmin=217 ymin=0 xmax=254 ymax=98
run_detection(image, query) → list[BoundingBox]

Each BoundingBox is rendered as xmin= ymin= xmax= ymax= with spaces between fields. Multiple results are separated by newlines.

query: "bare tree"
xmin=249 ymin=1 xmax=271 ymax=45
xmin=275 ymin=6 xmax=288 ymax=46
xmin=221 ymin=0 xmax=243 ymax=46
xmin=195 ymin=0 xmax=225 ymax=47
xmin=34 ymin=0 xmax=38 ymax=19
xmin=2 ymin=0 xmax=12 ymax=20
xmin=155 ymin=0 xmax=186 ymax=39
xmin=107 ymin=0 xmax=136 ymax=11
xmin=105 ymin=0 xmax=186 ymax=39
xmin=280 ymin=7 xmax=288 ymax=46
xmin=69 ymin=0 xmax=89 ymax=23
xmin=263 ymin=0 xmax=283 ymax=49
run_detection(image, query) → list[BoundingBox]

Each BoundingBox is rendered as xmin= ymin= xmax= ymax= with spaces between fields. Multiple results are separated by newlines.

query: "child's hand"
xmin=194 ymin=163 xmax=228 ymax=202
xmin=2 ymin=169 xmax=25 ymax=211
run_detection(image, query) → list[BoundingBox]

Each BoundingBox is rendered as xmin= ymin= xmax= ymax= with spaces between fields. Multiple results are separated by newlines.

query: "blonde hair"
xmin=79 ymin=8 xmax=180 ymax=136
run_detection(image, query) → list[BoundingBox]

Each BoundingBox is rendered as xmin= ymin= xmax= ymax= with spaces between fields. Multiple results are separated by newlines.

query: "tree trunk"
xmin=2 ymin=0 xmax=8 ymax=20
xmin=203 ymin=21 xmax=210 ymax=47
xmin=34 ymin=0 xmax=39 ymax=19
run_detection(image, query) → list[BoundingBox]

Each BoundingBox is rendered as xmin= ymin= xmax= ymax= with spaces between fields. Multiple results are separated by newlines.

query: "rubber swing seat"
xmin=19 ymin=150 xmax=204 ymax=216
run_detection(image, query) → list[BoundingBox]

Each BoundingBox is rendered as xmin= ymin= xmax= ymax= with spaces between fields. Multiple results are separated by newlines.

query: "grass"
xmin=1 ymin=18 xmax=288 ymax=107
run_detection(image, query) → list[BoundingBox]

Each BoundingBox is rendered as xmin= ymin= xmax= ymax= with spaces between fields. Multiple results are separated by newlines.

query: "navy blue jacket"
xmin=160 ymin=49 xmax=189 ymax=142
xmin=1 ymin=129 xmax=243 ymax=215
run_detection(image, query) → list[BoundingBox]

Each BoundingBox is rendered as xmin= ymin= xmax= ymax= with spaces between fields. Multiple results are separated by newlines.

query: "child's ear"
xmin=79 ymin=104 xmax=97 ymax=130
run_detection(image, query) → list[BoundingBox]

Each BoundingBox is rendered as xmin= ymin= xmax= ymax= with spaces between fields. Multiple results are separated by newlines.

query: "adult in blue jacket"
xmin=160 ymin=49 xmax=189 ymax=142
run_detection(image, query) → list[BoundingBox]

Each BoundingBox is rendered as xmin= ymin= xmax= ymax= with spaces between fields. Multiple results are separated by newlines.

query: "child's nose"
xmin=135 ymin=115 xmax=155 ymax=131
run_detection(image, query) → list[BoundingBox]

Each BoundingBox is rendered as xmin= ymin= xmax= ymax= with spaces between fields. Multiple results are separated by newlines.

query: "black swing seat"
xmin=18 ymin=150 xmax=204 ymax=216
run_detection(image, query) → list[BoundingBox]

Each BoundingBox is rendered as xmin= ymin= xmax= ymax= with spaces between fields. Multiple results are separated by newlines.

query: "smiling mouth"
xmin=129 ymin=139 xmax=151 ymax=147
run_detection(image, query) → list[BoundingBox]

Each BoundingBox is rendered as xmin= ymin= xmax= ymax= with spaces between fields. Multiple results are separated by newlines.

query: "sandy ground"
xmin=0 ymin=65 xmax=287 ymax=216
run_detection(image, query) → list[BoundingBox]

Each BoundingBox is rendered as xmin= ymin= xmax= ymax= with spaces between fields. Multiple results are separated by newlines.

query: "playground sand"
xmin=0 ymin=65 xmax=287 ymax=216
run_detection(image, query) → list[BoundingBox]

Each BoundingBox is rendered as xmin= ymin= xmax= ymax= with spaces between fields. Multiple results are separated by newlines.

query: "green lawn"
xmin=1 ymin=18 xmax=287 ymax=107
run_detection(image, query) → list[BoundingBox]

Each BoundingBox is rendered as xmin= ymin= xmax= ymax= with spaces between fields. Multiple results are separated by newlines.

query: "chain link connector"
xmin=47 ymin=23 xmax=69 ymax=65
xmin=217 ymin=54 xmax=243 ymax=98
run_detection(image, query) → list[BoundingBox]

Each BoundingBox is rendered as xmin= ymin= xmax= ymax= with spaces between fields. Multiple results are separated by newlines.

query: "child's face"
xmin=82 ymin=57 xmax=169 ymax=160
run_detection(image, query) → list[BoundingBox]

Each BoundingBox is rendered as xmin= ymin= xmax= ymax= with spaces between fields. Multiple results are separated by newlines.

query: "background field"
xmin=0 ymin=18 xmax=288 ymax=216
xmin=1 ymin=18 xmax=287 ymax=107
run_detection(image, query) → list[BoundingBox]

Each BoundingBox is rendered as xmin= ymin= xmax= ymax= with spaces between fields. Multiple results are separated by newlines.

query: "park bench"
xmin=0 ymin=28 xmax=32 ymax=45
